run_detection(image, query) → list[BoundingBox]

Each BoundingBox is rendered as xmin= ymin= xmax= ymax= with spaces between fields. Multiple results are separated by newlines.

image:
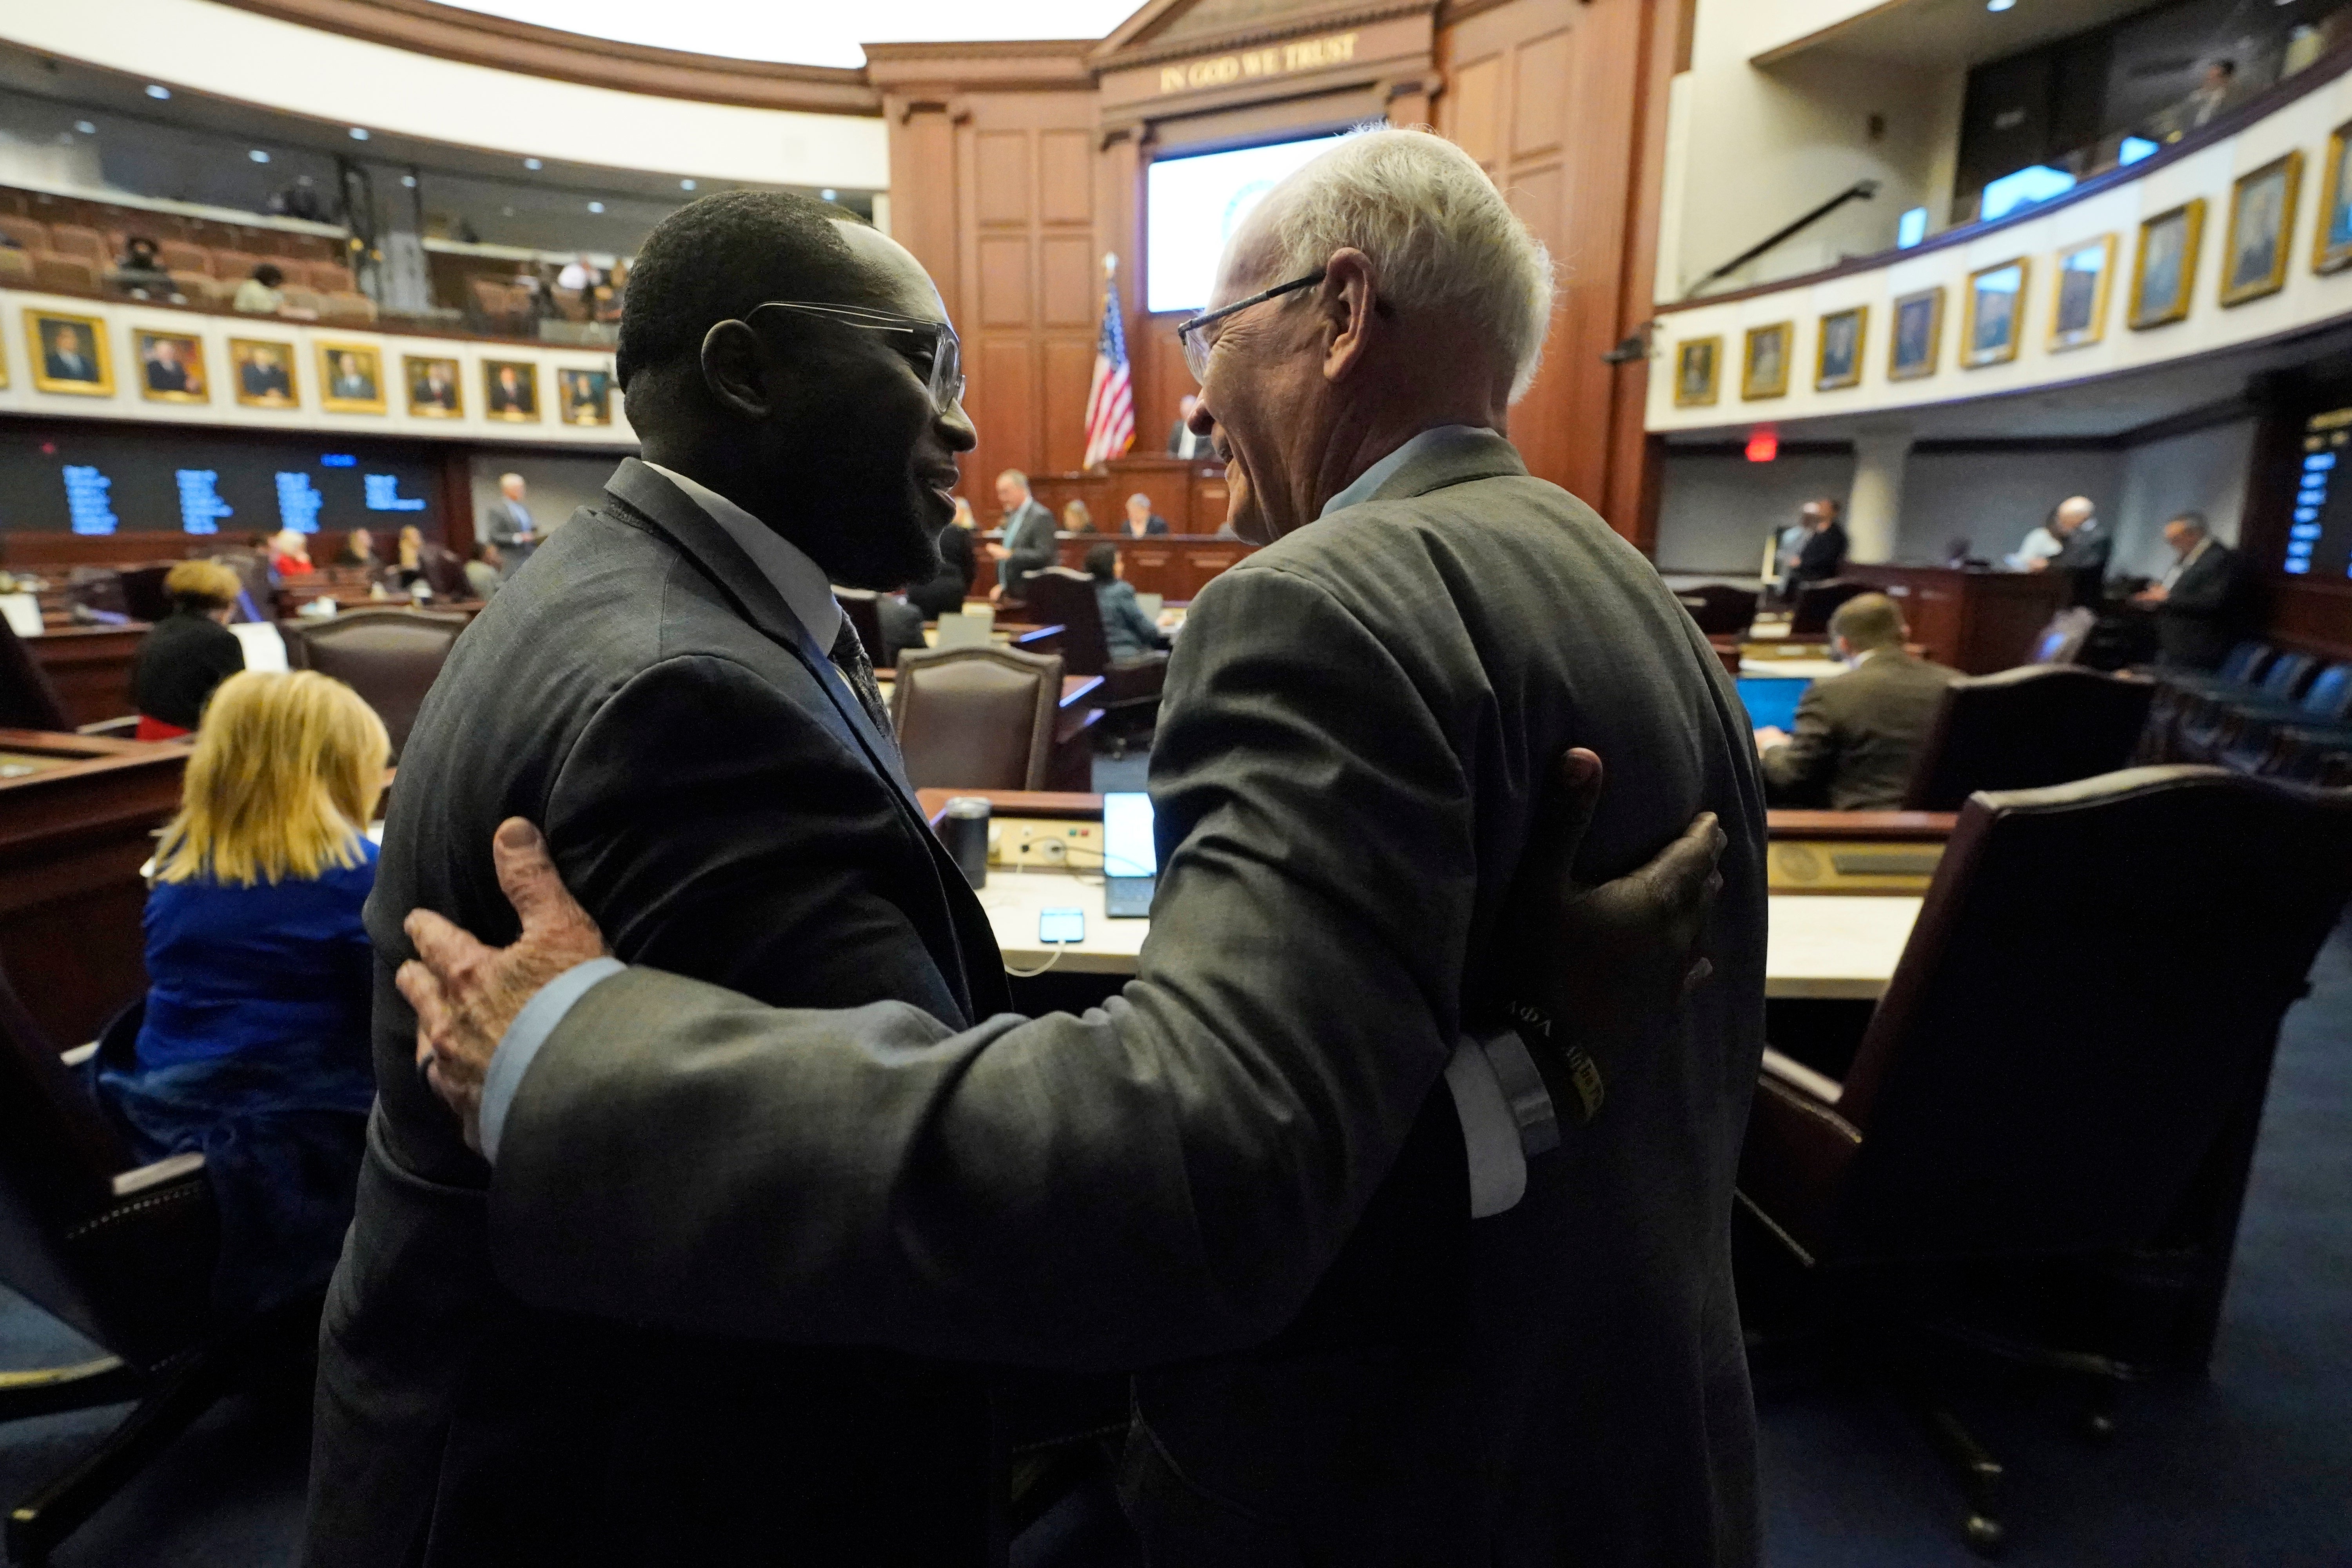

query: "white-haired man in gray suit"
xmin=479 ymin=471 xmax=539 ymax=578
xmin=402 ymin=128 xmax=1767 ymax=1566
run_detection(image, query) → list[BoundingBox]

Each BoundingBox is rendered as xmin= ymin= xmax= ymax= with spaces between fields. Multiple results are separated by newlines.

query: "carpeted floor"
xmin=4 ymin=907 xmax=2345 ymax=1566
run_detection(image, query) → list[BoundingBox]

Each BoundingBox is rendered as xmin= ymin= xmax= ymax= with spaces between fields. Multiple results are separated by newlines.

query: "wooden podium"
xmin=1844 ymin=565 xmax=2068 ymax=674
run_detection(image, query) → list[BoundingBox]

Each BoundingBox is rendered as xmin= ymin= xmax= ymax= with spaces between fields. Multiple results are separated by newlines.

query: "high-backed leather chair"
xmin=1900 ymin=666 xmax=2154 ymax=810
xmin=116 ymin=565 xmax=173 ymax=624
xmin=890 ymin=645 xmax=1060 ymax=791
xmin=2026 ymin=606 xmax=2095 ymax=664
xmin=211 ymin=551 xmax=276 ymax=624
xmin=1738 ymin=766 xmax=2352 ymax=1552
xmin=1009 ymin=567 xmax=1165 ymax=744
xmin=2169 ymin=649 xmax=2318 ymax=762
xmin=0 ymin=616 xmax=73 ymax=731
xmin=1789 ymin=577 xmax=1870 ymax=637
xmin=0 ymin=970 xmax=252 ymax=1564
xmin=280 ymin=610 xmax=467 ymax=760
xmin=1674 ymin=582 xmax=1760 ymax=638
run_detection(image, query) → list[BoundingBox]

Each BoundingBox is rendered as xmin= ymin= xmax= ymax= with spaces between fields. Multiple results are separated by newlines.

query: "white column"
xmin=1846 ymin=432 xmax=1913 ymax=564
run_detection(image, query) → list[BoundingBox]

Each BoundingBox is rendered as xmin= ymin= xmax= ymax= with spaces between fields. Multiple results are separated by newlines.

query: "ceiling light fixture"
xmin=144 ymin=84 xmax=170 ymax=100
xmin=349 ymin=126 xmax=370 ymax=140
xmin=249 ymin=149 xmax=270 ymax=163
xmin=524 ymin=157 xmax=543 ymax=171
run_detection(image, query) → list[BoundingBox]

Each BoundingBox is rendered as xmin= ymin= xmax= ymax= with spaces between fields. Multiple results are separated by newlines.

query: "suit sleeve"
xmin=488 ymin=566 xmax=1475 ymax=1369
xmin=1008 ymin=511 xmax=1059 ymax=578
xmin=540 ymin=652 xmax=967 ymax=1024
xmin=2165 ymin=550 xmax=2236 ymax=615
xmin=1759 ymin=684 xmax=1838 ymax=806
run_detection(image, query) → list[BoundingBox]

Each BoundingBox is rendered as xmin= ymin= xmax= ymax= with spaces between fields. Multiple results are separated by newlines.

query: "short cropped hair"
xmin=615 ymin=191 xmax=861 ymax=389
xmin=2168 ymin=511 xmax=2209 ymax=535
xmin=1234 ymin=127 xmax=1555 ymax=401
xmin=1829 ymin=592 xmax=1906 ymax=653
xmin=166 ymin=559 xmax=242 ymax=613
xmin=1083 ymin=543 xmax=1120 ymax=581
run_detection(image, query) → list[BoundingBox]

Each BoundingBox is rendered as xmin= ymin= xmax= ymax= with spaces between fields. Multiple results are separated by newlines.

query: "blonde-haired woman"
xmin=131 ymin=559 xmax=246 ymax=740
xmin=91 ymin=670 xmax=389 ymax=1315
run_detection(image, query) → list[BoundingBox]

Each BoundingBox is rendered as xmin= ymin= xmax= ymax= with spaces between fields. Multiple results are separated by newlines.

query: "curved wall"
xmin=1647 ymin=55 xmax=2352 ymax=436
xmin=0 ymin=0 xmax=887 ymax=188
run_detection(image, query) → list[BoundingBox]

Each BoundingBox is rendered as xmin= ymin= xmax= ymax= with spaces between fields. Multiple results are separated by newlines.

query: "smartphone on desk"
xmin=1038 ymin=907 xmax=1086 ymax=945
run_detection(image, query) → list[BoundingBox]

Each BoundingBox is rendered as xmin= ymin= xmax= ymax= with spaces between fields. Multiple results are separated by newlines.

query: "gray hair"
xmin=1225 ymin=127 xmax=1555 ymax=402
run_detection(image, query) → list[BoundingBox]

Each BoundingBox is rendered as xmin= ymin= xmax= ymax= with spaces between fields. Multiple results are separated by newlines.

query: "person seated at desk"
xmin=131 ymin=560 xmax=247 ymax=742
xmin=233 ymin=262 xmax=285 ymax=315
xmin=465 ymin=541 xmax=504 ymax=602
xmin=906 ymin=514 xmax=976 ymax=619
xmin=270 ymin=528 xmax=315 ymax=579
xmin=1120 ymin=491 xmax=1171 ymax=537
xmin=1061 ymin=498 xmax=1096 ymax=534
xmin=1756 ymin=592 xmax=1960 ymax=810
xmin=2132 ymin=512 xmax=2254 ymax=669
xmin=1085 ymin=542 xmax=1171 ymax=660
xmin=111 ymin=235 xmax=176 ymax=300
xmin=87 ymin=670 xmax=387 ymax=1317
xmin=338 ymin=528 xmax=381 ymax=569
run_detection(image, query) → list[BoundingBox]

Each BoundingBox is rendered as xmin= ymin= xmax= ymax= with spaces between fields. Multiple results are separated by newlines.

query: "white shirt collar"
xmin=1319 ymin=425 xmax=1489 ymax=518
xmin=641 ymin=461 xmax=842 ymax=650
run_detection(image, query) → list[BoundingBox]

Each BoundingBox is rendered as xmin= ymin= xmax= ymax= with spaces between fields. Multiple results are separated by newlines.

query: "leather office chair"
xmin=279 ymin=610 xmax=467 ymax=761
xmin=891 ymin=646 xmax=1061 ymax=791
xmin=1738 ymin=766 xmax=2352 ymax=1553
xmin=0 ymin=617 xmax=73 ymax=731
xmin=1900 ymin=666 xmax=2154 ymax=810
xmin=2026 ymin=606 xmax=2095 ymax=664
xmin=2169 ymin=650 xmax=2317 ymax=763
xmin=1011 ymin=567 xmax=1166 ymax=749
xmin=1789 ymin=577 xmax=1870 ymax=637
xmin=1674 ymin=583 xmax=1760 ymax=639
xmin=211 ymin=552 xmax=276 ymax=624
xmin=0 ymin=970 xmax=307 ymax=1565
xmin=116 ymin=566 xmax=173 ymax=625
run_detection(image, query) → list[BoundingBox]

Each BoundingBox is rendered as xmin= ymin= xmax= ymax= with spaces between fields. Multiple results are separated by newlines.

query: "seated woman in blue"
xmin=94 ymin=669 xmax=389 ymax=1317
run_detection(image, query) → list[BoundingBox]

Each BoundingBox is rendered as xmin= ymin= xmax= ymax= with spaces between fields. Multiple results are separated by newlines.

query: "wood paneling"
xmin=978 ymin=237 xmax=1035 ymax=327
xmin=975 ymin=132 xmax=1036 ymax=227
xmin=1040 ymin=132 xmax=1096 ymax=224
xmin=1042 ymin=338 xmax=1100 ymax=474
xmin=1040 ymin=237 xmax=1099 ymax=328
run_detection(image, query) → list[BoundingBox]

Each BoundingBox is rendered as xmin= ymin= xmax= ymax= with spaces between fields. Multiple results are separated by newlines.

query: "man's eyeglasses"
xmin=748 ymin=301 xmax=965 ymax=413
xmin=1173 ymin=271 xmax=1325 ymax=384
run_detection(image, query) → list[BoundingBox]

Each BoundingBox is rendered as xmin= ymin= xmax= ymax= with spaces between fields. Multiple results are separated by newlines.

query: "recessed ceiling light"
xmin=74 ymin=120 xmax=95 ymax=134
xmin=401 ymin=174 xmax=417 ymax=188
xmin=680 ymin=178 xmax=696 ymax=191
xmin=587 ymin=200 xmax=605 ymax=213
xmin=144 ymin=84 xmax=170 ymax=100
xmin=821 ymin=188 xmax=838 ymax=201
xmin=249 ymin=148 xmax=270 ymax=163
xmin=349 ymin=126 xmax=370 ymax=140
xmin=523 ymin=157 xmax=543 ymax=171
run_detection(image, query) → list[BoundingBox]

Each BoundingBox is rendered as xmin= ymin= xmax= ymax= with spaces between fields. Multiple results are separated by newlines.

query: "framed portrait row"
xmin=4 ymin=310 xmax=613 ymax=424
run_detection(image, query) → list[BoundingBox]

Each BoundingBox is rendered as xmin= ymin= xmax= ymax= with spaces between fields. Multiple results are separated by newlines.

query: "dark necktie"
xmin=828 ymin=618 xmax=897 ymax=748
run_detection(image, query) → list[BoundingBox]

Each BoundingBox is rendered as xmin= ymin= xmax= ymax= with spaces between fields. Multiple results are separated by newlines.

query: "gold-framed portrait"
xmin=318 ymin=341 xmax=386 ymax=413
xmin=405 ymin=354 xmax=463 ymax=418
xmin=1740 ymin=322 xmax=1793 ymax=400
xmin=1672 ymin=337 xmax=1721 ymax=408
xmin=2049 ymin=235 xmax=2118 ymax=352
xmin=1889 ymin=287 xmax=1944 ymax=381
xmin=1815 ymin=306 xmax=1867 ymax=390
xmin=135 ymin=329 xmax=209 ymax=404
xmin=2220 ymin=151 xmax=2301 ymax=307
xmin=1961 ymin=258 xmax=2029 ymax=368
xmin=2315 ymin=119 xmax=2352 ymax=274
xmin=557 ymin=366 xmax=612 ymax=426
xmin=2130 ymin=198 xmax=2205 ymax=329
xmin=231 ymin=338 xmax=299 ymax=408
xmin=484 ymin=359 xmax=539 ymax=421
xmin=27 ymin=309 xmax=112 ymax=396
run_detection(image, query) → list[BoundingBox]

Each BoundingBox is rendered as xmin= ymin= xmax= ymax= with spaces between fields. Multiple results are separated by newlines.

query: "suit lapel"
xmin=601 ymin=459 xmax=922 ymax=816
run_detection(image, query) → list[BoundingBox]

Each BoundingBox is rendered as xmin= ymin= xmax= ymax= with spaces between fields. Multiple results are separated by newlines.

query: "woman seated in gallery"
xmin=1085 ymin=543 xmax=1171 ymax=662
xmin=87 ymin=670 xmax=388 ymax=1316
xmin=130 ymin=560 xmax=246 ymax=741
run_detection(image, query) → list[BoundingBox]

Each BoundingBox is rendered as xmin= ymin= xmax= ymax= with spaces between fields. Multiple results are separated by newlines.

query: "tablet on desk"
xmin=1102 ymin=791 xmax=1156 ymax=918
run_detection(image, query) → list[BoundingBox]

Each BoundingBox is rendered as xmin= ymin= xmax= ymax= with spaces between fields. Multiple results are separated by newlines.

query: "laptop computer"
xmin=1102 ymin=791 xmax=1156 ymax=917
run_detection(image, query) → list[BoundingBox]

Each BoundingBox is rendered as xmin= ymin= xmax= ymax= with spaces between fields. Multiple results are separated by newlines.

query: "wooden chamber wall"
xmin=877 ymin=0 xmax=1687 ymax=548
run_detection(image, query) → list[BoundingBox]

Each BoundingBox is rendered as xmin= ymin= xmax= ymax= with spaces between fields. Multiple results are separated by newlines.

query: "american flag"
xmin=1082 ymin=263 xmax=1136 ymax=469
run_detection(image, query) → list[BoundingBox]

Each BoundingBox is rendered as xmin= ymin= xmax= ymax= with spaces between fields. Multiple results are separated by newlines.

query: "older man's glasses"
xmin=1174 ymin=270 xmax=1326 ymax=384
xmin=749 ymin=301 xmax=966 ymax=413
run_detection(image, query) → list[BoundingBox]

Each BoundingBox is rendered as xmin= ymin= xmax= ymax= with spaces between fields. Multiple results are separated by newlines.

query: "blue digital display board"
xmin=2288 ymin=408 xmax=2352 ymax=579
xmin=0 ymin=429 xmax=446 ymax=543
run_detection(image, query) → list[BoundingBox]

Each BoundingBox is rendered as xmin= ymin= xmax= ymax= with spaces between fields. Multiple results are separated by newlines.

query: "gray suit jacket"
xmin=488 ymin=430 xmax=1769 ymax=1566
xmin=1760 ymin=649 xmax=1962 ymax=810
xmin=305 ymin=459 xmax=1007 ymax=1567
xmin=2156 ymin=541 xmax=2254 ymax=670
xmin=480 ymin=498 xmax=538 ymax=573
xmin=996 ymin=497 xmax=1057 ymax=590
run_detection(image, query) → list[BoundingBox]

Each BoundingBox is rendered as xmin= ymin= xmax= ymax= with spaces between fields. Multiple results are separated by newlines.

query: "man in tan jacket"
xmin=1758 ymin=592 xmax=1961 ymax=810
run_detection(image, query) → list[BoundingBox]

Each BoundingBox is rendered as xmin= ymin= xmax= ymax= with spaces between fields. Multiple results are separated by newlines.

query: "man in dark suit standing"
xmin=1757 ymin=592 xmax=1961 ymax=809
xmin=2133 ymin=512 xmax=2254 ymax=669
xmin=986 ymin=467 xmax=1056 ymax=595
xmin=1167 ymin=391 xmax=1207 ymax=456
xmin=2029 ymin=494 xmax=2111 ymax=607
xmin=1784 ymin=497 xmax=1848 ymax=601
xmin=397 ymin=129 xmax=1766 ymax=1568
xmin=303 ymin=192 xmax=1006 ymax=1566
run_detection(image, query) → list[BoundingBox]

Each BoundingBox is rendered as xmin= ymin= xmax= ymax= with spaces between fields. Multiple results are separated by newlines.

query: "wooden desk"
xmin=24 ymin=624 xmax=146 ymax=728
xmin=1844 ymin=564 xmax=2066 ymax=674
xmin=918 ymin=793 xmax=1951 ymax=998
xmin=1049 ymin=536 xmax=1253 ymax=600
xmin=0 ymin=731 xmax=188 ymax=1046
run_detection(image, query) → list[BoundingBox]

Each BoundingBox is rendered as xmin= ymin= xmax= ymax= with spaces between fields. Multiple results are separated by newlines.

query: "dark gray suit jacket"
xmin=304 ymin=459 xmax=1009 ymax=1567
xmin=485 ymin=430 xmax=1770 ymax=1566
xmin=2156 ymin=540 xmax=2255 ymax=670
xmin=996 ymin=497 xmax=1057 ymax=590
xmin=1760 ymin=648 xmax=1961 ymax=810
xmin=480 ymin=497 xmax=538 ymax=573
